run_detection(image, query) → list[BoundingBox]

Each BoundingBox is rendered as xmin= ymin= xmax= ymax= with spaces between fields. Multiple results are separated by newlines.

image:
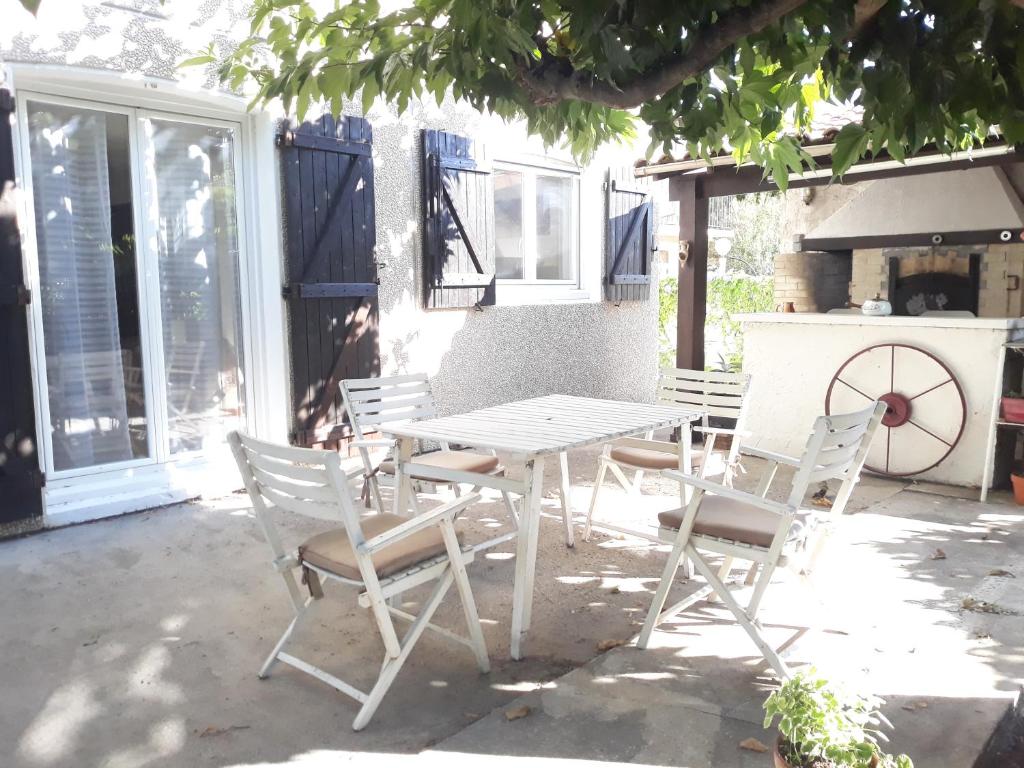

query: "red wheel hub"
xmin=878 ymin=392 xmax=911 ymax=427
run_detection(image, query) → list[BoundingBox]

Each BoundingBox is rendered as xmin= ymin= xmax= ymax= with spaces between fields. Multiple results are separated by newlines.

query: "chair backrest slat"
xmin=341 ymin=374 xmax=438 ymax=438
xmin=229 ymin=431 xmax=367 ymax=552
xmin=656 ymin=366 xmax=751 ymax=421
xmin=786 ymin=402 xmax=886 ymax=510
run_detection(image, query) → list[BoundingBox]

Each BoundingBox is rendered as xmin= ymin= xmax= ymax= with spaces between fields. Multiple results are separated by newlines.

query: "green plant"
xmin=706 ymin=274 xmax=774 ymax=371
xmin=201 ymin=1 xmax=1024 ymax=186
xmin=658 ymin=275 xmax=678 ymax=369
xmin=763 ymin=672 xmax=913 ymax=768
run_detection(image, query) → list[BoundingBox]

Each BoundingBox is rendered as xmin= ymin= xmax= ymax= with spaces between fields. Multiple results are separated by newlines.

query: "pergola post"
xmin=672 ymin=176 xmax=709 ymax=372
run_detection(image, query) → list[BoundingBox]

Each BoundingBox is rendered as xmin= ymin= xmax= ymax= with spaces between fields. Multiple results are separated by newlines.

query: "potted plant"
xmin=1011 ymin=461 xmax=1024 ymax=506
xmin=1002 ymin=391 xmax=1024 ymax=424
xmin=763 ymin=672 xmax=913 ymax=768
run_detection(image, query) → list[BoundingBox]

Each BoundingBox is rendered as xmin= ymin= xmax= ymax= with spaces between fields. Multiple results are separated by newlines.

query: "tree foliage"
xmin=204 ymin=0 xmax=1024 ymax=186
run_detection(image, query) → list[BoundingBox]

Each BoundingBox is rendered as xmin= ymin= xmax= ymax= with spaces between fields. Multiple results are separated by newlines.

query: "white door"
xmin=18 ymin=94 xmax=249 ymax=479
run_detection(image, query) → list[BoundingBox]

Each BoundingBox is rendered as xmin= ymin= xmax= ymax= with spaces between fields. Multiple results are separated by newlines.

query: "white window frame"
xmin=493 ymin=156 xmax=593 ymax=305
xmin=6 ymin=64 xmax=288 ymax=522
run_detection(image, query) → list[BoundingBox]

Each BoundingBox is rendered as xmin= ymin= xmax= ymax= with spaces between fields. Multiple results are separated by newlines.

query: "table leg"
xmin=511 ymin=457 xmax=544 ymax=660
xmin=679 ymin=423 xmax=694 ymax=580
xmin=558 ymin=451 xmax=574 ymax=548
xmin=392 ymin=437 xmax=414 ymax=517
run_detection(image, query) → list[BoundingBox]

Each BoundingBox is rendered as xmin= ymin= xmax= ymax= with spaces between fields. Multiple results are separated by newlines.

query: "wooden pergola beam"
xmin=672 ymin=176 xmax=709 ymax=372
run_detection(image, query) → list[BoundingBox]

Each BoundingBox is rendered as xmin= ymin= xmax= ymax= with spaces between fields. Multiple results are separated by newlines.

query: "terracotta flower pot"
xmin=1002 ymin=397 xmax=1024 ymax=424
xmin=773 ymin=737 xmax=793 ymax=768
xmin=1012 ymin=474 xmax=1024 ymax=506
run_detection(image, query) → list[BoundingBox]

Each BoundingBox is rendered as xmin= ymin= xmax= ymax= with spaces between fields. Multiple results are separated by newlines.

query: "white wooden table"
xmin=380 ymin=394 xmax=701 ymax=659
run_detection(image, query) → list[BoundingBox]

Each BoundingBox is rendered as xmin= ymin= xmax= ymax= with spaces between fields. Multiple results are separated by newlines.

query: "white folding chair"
xmin=583 ymin=367 xmax=753 ymax=543
xmin=229 ymin=431 xmax=490 ymax=731
xmin=637 ymin=401 xmax=886 ymax=679
xmin=341 ymin=373 xmax=519 ymax=528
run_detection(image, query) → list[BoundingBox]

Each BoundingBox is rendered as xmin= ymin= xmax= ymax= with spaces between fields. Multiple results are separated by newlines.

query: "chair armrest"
xmin=614 ymin=437 xmax=677 ymax=454
xmin=660 ymin=470 xmax=794 ymax=517
xmin=358 ymin=493 xmax=482 ymax=555
xmin=693 ymin=426 xmax=752 ymax=438
xmin=350 ymin=438 xmax=396 ymax=451
xmin=740 ymin=446 xmax=802 ymax=467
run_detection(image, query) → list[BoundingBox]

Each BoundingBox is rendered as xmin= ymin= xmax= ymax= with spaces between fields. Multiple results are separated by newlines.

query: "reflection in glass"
xmin=494 ymin=170 xmax=525 ymax=279
xmin=27 ymin=102 xmax=148 ymax=470
xmin=535 ymin=174 xmax=575 ymax=280
xmin=149 ymin=120 xmax=246 ymax=454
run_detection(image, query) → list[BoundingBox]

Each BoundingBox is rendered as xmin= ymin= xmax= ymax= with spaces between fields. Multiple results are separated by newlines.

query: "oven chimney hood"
xmin=804 ymin=166 xmax=1024 ymax=243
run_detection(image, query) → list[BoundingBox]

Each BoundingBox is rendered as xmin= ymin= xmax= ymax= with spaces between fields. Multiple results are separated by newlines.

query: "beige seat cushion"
xmin=299 ymin=514 xmax=463 ymax=580
xmin=378 ymin=450 xmax=499 ymax=478
xmin=609 ymin=443 xmax=707 ymax=470
xmin=657 ymin=496 xmax=779 ymax=548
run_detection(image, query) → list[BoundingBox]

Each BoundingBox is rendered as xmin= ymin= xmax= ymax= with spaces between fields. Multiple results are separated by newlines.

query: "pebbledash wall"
xmin=2 ymin=1 xmax=659 ymax=490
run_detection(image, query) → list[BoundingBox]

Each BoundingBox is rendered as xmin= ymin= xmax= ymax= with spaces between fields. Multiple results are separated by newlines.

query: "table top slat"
xmin=382 ymin=395 xmax=700 ymax=457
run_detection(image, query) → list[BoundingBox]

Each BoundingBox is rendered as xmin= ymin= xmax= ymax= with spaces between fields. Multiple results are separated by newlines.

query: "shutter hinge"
xmin=275 ymin=130 xmax=295 ymax=148
xmin=0 ymin=88 xmax=14 ymax=113
xmin=281 ymin=285 xmax=293 ymax=299
xmin=16 ymin=286 xmax=30 ymax=306
xmin=33 ymin=470 xmax=46 ymax=489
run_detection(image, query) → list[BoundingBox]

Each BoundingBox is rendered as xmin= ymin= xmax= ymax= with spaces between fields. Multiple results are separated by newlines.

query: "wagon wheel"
xmin=825 ymin=343 xmax=966 ymax=477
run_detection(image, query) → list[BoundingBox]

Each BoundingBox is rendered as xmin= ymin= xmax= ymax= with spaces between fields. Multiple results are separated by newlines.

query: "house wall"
xmin=3 ymin=1 xmax=659 ymax=465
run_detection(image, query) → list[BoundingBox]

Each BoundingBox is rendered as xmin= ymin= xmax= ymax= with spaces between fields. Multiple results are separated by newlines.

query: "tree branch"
xmin=852 ymin=0 xmax=888 ymax=36
xmin=517 ymin=0 xmax=810 ymax=109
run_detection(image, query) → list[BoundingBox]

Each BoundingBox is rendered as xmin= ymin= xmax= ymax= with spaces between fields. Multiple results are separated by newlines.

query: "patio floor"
xmin=1 ymin=445 xmax=1021 ymax=768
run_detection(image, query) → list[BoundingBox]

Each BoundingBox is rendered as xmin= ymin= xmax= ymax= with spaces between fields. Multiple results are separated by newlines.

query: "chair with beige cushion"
xmin=229 ymin=431 xmax=490 ymax=731
xmin=341 ymin=373 xmax=518 ymax=527
xmin=637 ymin=401 xmax=886 ymax=679
xmin=583 ymin=367 xmax=752 ymax=543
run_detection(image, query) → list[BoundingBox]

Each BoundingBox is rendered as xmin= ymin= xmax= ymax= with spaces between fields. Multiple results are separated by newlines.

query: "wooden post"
xmin=672 ymin=176 xmax=709 ymax=372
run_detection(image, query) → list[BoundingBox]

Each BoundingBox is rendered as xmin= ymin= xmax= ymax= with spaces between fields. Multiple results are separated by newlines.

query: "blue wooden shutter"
xmin=422 ymin=129 xmax=495 ymax=309
xmin=280 ymin=113 xmax=380 ymax=447
xmin=605 ymin=167 xmax=654 ymax=302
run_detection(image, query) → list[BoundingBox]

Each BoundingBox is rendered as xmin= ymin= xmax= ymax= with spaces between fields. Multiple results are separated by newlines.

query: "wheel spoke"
xmin=908 ymin=378 xmax=954 ymax=401
xmin=890 ymin=345 xmax=895 ymax=394
xmin=907 ymin=419 xmax=953 ymax=448
xmin=885 ymin=426 xmax=891 ymax=473
xmin=835 ymin=378 xmax=876 ymax=402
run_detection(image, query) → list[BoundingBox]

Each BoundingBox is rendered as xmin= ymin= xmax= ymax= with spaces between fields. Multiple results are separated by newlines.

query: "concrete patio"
xmin=1 ymin=444 xmax=1021 ymax=768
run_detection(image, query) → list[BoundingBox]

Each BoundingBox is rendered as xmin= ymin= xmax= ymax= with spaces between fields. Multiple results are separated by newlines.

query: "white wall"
xmin=2 ymin=0 xmax=661 ymax=451
xmin=740 ymin=315 xmax=1023 ymax=487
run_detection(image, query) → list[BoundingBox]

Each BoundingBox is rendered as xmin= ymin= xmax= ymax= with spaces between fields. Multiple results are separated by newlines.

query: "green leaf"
xmin=831 ymin=124 xmax=870 ymax=177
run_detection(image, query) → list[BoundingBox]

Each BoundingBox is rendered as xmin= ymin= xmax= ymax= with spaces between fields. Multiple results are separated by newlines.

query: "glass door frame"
xmin=135 ymin=107 xmax=255 ymax=463
xmin=13 ymin=90 xmax=255 ymax=480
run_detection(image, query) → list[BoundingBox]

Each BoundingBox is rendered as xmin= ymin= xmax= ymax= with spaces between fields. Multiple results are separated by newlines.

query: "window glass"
xmin=535 ymin=174 xmax=575 ymax=280
xmin=27 ymin=101 xmax=149 ymax=470
xmin=494 ymin=170 xmax=524 ymax=279
xmin=148 ymin=119 xmax=246 ymax=454
xmin=493 ymin=164 xmax=578 ymax=283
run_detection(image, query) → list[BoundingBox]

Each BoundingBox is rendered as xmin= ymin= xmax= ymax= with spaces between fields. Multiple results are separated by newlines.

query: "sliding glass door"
xmin=144 ymin=117 xmax=246 ymax=456
xmin=21 ymin=95 xmax=248 ymax=478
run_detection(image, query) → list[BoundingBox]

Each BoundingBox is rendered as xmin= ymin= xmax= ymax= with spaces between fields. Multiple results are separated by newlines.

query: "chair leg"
xmin=707 ymin=556 xmax=734 ymax=604
xmin=583 ymin=459 xmax=609 ymax=542
xmin=440 ymin=520 xmax=490 ymax=673
xmin=558 ymin=451 xmax=575 ymax=548
xmin=354 ymin=569 xmax=455 ymax=731
xmin=260 ymin=595 xmax=314 ymax=679
xmin=369 ymin=476 xmax=385 ymax=515
xmin=686 ymin=545 xmax=790 ymax=680
xmin=637 ymin=534 xmax=690 ymax=649
xmin=608 ymin=462 xmax=634 ymax=493
xmin=744 ymin=562 xmax=759 ymax=586
xmin=501 ymin=491 xmax=520 ymax=529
